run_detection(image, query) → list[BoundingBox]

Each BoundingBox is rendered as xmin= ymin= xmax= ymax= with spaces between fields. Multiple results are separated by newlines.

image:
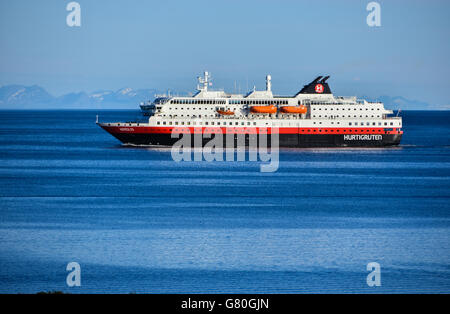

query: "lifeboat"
xmin=250 ymin=105 xmax=277 ymax=114
xmin=280 ymin=105 xmax=307 ymax=114
xmin=216 ymin=109 xmax=235 ymax=115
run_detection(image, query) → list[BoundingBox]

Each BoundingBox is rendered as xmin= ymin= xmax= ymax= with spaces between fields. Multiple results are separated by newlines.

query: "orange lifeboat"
xmin=250 ymin=105 xmax=277 ymax=114
xmin=217 ymin=109 xmax=235 ymax=115
xmin=280 ymin=105 xmax=307 ymax=114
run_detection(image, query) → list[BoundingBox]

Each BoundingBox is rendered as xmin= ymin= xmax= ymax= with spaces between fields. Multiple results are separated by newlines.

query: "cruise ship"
xmin=98 ymin=72 xmax=403 ymax=147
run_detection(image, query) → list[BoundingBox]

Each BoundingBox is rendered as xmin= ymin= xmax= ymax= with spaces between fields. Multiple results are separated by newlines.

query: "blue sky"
xmin=0 ymin=0 xmax=449 ymax=107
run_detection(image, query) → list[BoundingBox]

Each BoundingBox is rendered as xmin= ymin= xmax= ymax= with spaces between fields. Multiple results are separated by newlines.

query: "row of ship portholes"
xmin=307 ymin=129 xmax=384 ymax=133
xmin=156 ymin=128 xmax=393 ymax=135
xmin=313 ymin=115 xmax=381 ymax=118
xmin=151 ymin=121 xmax=399 ymax=127
xmin=312 ymin=107 xmax=382 ymax=111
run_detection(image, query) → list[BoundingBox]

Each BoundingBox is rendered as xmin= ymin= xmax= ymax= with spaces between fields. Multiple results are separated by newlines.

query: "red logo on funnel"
xmin=315 ymin=84 xmax=324 ymax=93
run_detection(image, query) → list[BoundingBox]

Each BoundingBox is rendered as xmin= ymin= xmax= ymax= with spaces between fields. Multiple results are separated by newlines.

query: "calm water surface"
xmin=0 ymin=110 xmax=449 ymax=293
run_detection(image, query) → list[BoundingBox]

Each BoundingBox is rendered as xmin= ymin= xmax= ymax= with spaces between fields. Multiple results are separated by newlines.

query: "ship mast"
xmin=197 ymin=71 xmax=211 ymax=92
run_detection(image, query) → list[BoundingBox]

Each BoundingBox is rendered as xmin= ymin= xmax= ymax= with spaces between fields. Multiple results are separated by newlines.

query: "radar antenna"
xmin=197 ymin=71 xmax=212 ymax=91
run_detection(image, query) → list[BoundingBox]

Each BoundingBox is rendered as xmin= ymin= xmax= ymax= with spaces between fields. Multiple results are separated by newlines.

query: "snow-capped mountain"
xmin=361 ymin=95 xmax=440 ymax=110
xmin=0 ymin=85 xmax=160 ymax=109
xmin=0 ymin=85 xmax=53 ymax=107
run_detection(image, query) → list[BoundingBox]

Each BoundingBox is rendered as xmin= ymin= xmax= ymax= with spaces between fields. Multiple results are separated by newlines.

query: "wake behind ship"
xmin=98 ymin=72 xmax=403 ymax=147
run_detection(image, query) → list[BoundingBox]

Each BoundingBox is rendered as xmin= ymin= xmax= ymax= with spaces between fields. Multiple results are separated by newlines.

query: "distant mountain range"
xmin=0 ymin=84 xmax=443 ymax=110
xmin=362 ymin=95 xmax=444 ymax=111
xmin=0 ymin=84 xmax=160 ymax=109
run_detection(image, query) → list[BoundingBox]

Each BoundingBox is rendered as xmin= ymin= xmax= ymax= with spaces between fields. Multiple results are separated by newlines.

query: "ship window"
xmin=373 ymin=122 xmax=376 ymax=126
xmin=157 ymin=121 xmax=160 ymax=125
xmin=163 ymin=122 xmax=166 ymax=125
xmin=205 ymin=122 xmax=208 ymax=125
xmin=253 ymin=122 xmax=256 ymax=125
xmin=390 ymin=122 xmax=393 ymax=125
xmin=241 ymin=122 xmax=245 ymax=125
xmin=349 ymin=123 xmax=352 ymax=126
xmin=235 ymin=122 xmax=238 ymax=125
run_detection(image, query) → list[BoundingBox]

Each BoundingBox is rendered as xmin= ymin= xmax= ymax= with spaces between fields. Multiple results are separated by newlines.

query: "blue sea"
xmin=0 ymin=110 xmax=449 ymax=293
